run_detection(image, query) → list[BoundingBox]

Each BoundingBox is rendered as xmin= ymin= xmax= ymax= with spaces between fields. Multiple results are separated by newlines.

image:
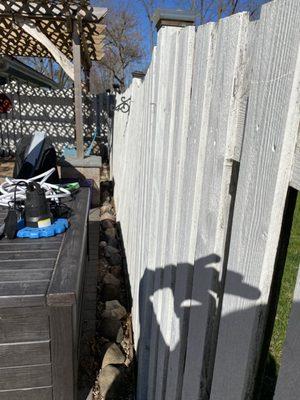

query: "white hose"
xmin=0 ymin=169 xmax=71 ymax=208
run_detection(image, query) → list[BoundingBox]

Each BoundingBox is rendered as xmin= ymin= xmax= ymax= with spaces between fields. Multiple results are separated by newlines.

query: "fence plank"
xmin=146 ymin=27 xmax=181 ymax=400
xmin=181 ymin=12 xmax=250 ymax=400
xmin=112 ymin=2 xmax=300 ymax=399
xmin=274 ymin=265 xmax=300 ymax=400
xmin=210 ymin=1 xmax=300 ymax=398
xmin=148 ymin=26 xmax=196 ymax=400
xmin=161 ymin=21 xmax=217 ymax=399
xmin=136 ymin=47 xmax=160 ymax=400
xmin=290 ymin=141 xmax=300 ymax=190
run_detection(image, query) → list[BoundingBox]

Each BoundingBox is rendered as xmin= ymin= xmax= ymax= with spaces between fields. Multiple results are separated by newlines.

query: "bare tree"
xmin=98 ymin=8 xmax=144 ymax=91
xmin=140 ymin=0 xmax=267 ymax=45
xmin=139 ymin=0 xmax=166 ymax=50
xmin=176 ymin=0 xmax=266 ymax=22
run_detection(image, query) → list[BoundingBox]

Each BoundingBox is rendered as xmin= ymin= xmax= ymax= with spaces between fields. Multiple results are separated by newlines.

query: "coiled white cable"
xmin=0 ymin=169 xmax=71 ymax=207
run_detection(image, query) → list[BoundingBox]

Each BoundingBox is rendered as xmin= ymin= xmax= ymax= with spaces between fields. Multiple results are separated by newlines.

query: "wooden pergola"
xmin=0 ymin=0 xmax=107 ymax=158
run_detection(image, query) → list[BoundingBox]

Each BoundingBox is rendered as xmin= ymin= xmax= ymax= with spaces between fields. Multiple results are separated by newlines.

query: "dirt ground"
xmin=0 ymin=160 xmax=14 ymax=180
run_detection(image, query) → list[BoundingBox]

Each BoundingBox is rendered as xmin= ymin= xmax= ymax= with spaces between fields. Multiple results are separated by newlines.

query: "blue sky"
xmin=93 ymin=0 xmax=191 ymax=66
xmin=93 ymin=0 xmax=269 ymax=71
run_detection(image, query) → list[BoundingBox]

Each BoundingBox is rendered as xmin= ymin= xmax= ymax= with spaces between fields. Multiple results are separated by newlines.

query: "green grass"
xmin=270 ymin=195 xmax=300 ymax=367
xmin=259 ymin=194 xmax=300 ymax=400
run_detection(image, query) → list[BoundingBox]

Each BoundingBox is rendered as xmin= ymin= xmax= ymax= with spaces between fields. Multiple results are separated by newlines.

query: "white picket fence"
xmin=112 ymin=0 xmax=300 ymax=399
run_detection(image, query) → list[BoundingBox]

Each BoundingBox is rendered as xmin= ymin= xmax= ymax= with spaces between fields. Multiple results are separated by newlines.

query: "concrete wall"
xmin=112 ymin=1 xmax=300 ymax=399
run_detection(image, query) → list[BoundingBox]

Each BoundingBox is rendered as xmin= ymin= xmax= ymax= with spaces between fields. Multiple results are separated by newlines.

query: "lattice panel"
xmin=0 ymin=1 xmax=106 ymax=61
xmin=0 ymin=1 xmax=98 ymax=21
xmin=0 ymin=82 xmax=110 ymax=156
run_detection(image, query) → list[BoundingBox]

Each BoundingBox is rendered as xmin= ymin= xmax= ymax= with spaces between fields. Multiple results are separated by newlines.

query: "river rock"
xmin=110 ymin=265 xmax=122 ymax=279
xmin=107 ymin=237 xmax=119 ymax=249
xmin=98 ymin=365 xmax=126 ymax=399
xmin=101 ymin=273 xmax=121 ymax=301
xmin=102 ymin=300 xmax=127 ymax=320
xmin=99 ymin=318 xmax=124 ymax=343
xmin=102 ymin=343 xmax=125 ymax=369
xmin=100 ymin=204 xmax=113 ymax=214
xmin=100 ymin=212 xmax=116 ymax=222
xmin=101 ymin=220 xmax=115 ymax=230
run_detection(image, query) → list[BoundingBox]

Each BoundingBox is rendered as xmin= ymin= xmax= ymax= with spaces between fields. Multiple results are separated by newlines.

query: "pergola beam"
xmin=73 ymin=18 xmax=84 ymax=159
xmin=15 ymin=17 xmax=75 ymax=81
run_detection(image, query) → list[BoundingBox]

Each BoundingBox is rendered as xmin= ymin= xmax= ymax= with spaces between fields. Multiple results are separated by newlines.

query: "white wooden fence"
xmin=112 ymin=0 xmax=300 ymax=399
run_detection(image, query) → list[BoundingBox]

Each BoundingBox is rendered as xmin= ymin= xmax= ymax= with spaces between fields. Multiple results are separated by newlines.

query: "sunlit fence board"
xmin=211 ymin=0 xmax=300 ymax=398
xmin=112 ymin=1 xmax=300 ymax=399
xmin=181 ymin=12 xmax=250 ymax=400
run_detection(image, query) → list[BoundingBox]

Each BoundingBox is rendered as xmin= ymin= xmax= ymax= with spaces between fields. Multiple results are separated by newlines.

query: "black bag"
xmin=13 ymin=135 xmax=59 ymax=183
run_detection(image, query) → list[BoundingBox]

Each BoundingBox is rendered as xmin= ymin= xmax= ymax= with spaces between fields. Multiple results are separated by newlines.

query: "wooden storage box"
xmin=0 ymin=189 xmax=90 ymax=400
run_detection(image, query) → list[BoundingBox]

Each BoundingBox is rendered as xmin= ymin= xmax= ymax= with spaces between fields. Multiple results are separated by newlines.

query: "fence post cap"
xmin=153 ymin=8 xmax=196 ymax=31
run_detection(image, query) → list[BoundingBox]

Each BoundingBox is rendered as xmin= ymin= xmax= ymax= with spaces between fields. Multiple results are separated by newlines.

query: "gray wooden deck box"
xmin=0 ymin=188 xmax=90 ymax=400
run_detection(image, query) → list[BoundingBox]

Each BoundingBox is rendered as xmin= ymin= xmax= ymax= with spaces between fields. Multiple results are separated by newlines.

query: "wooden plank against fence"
xmin=152 ymin=26 xmax=195 ymax=400
xmin=136 ymin=47 xmax=160 ymax=400
xmin=134 ymin=59 xmax=155 ymax=343
xmin=274 ymin=265 xmax=300 ymax=399
xmin=146 ymin=27 xmax=180 ymax=400
xmin=290 ymin=140 xmax=300 ymax=191
xmin=163 ymin=21 xmax=216 ymax=400
xmin=129 ymin=26 xmax=180 ymax=400
xmin=181 ymin=12 xmax=250 ymax=400
xmin=210 ymin=1 xmax=300 ymax=398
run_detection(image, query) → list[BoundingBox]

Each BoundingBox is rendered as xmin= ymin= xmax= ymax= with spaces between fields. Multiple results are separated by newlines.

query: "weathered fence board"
xmin=291 ymin=141 xmax=300 ymax=191
xmin=151 ymin=26 xmax=195 ymax=400
xmin=181 ymin=12 xmax=250 ymax=400
xmin=211 ymin=0 xmax=300 ymax=398
xmin=112 ymin=1 xmax=300 ymax=399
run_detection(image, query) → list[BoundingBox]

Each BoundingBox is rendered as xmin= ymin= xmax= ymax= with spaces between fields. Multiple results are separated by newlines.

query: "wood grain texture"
xmin=0 ymin=259 xmax=56 ymax=270
xmin=0 ymin=364 xmax=51 ymax=390
xmin=0 ymin=242 xmax=62 ymax=251
xmin=290 ymin=141 xmax=300 ymax=190
xmin=0 ymin=250 xmax=59 ymax=260
xmin=210 ymin=1 xmax=300 ymax=398
xmin=47 ymin=188 xmax=90 ymax=306
xmin=0 ymin=269 xmax=52 ymax=282
xmin=0 ymin=307 xmax=49 ymax=344
xmin=181 ymin=13 xmax=250 ymax=400
xmin=0 ymin=387 xmax=52 ymax=400
xmin=0 ymin=281 xmax=49 ymax=308
xmin=163 ymin=21 xmax=215 ymax=398
xmin=146 ymin=26 xmax=182 ymax=400
xmin=50 ymin=306 xmax=74 ymax=400
xmin=73 ymin=18 xmax=84 ymax=157
xmin=152 ymin=26 xmax=196 ymax=400
xmin=112 ymin=1 xmax=300 ymax=399
xmin=0 ymin=340 xmax=50 ymax=367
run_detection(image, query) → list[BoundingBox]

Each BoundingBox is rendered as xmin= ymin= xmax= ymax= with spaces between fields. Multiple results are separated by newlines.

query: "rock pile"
xmin=92 ymin=194 xmax=135 ymax=400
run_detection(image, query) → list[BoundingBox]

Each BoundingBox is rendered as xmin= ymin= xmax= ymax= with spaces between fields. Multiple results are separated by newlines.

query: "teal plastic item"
xmin=17 ymin=218 xmax=69 ymax=239
xmin=63 ymin=131 xmax=98 ymax=158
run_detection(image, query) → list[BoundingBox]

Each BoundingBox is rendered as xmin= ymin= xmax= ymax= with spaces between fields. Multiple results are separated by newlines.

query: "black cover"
xmin=13 ymin=135 xmax=59 ymax=183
